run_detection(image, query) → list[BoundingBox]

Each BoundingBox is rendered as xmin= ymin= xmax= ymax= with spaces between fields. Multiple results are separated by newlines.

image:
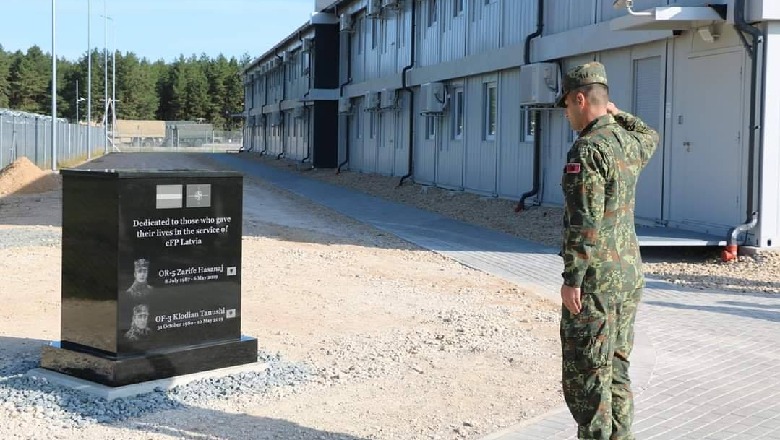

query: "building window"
xmin=454 ymin=0 xmax=464 ymax=16
xmin=452 ymin=88 xmax=464 ymax=140
xmin=428 ymin=0 xmax=438 ymax=27
xmin=484 ymin=82 xmax=497 ymax=141
xmin=369 ymin=112 xmax=376 ymax=139
xmin=426 ymin=115 xmax=437 ymax=140
xmin=521 ymin=110 xmax=536 ymax=142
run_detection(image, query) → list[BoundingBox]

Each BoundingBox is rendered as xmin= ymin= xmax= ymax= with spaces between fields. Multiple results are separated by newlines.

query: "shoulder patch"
xmin=565 ymin=163 xmax=581 ymax=174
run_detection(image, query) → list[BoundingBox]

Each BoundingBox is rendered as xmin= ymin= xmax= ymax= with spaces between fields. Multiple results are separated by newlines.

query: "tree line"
xmin=0 ymin=44 xmax=249 ymax=130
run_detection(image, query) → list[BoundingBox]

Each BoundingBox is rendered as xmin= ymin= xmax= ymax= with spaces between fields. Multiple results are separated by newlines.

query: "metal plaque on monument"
xmin=41 ymin=169 xmax=258 ymax=387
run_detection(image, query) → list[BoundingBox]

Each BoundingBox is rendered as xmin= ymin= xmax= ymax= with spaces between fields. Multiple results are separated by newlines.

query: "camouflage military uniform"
xmin=126 ymin=281 xmax=153 ymax=299
xmin=557 ymin=63 xmax=659 ymax=439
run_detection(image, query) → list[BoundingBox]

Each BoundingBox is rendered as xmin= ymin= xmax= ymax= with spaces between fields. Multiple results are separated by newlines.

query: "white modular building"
xmin=243 ymin=0 xmax=780 ymax=253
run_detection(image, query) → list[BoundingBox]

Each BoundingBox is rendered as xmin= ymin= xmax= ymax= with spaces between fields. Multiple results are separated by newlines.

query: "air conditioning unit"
xmin=269 ymin=57 xmax=281 ymax=69
xmin=420 ymin=82 xmax=447 ymax=114
xmin=269 ymin=112 xmax=282 ymax=127
xmin=380 ymin=89 xmax=398 ymax=109
xmin=293 ymin=105 xmax=306 ymax=119
xmin=338 ymin=97 xmax=353 ymax=114
xmin=340 ymin=13 xmax=354 ymax=32
xmin=519 ymin=63 xmax=560 ymax=106
xmin=281 ymin=51 xmax=292 ymax=64
xmin=367 ymin=0 xmax=382 ymax=17
xmin=364 ymin=91 xmax=381 ymax=111
xmin=302 ymin=38 xmax=314 ymax=52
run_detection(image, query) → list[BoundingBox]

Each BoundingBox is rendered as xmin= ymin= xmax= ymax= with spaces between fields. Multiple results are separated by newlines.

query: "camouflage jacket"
xmin=561 ymin=112 xmax=659 ymax=293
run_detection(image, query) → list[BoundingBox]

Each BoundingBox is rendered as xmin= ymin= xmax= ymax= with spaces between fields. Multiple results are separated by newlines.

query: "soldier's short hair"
xmin=580 ymin=83 xmax=610 ymax=106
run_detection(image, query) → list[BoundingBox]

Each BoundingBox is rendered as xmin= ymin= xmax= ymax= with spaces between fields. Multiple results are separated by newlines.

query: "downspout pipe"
xmin=300 ymin=33 xmax=313 ymax=165
xmin=398 ymin=0 xmax=417 ymax=187
xmin=515 ymin=0 xmax=544 ymax=212
xmin=723 ymin=0 xmax=763 ymax=261
xmin=337 ymin=20 xmax=353 ymax=174
xmin=277 ymin=54 xmax=286 ymax=160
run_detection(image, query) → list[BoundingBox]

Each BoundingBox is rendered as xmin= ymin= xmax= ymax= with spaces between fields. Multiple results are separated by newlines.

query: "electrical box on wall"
xmin=367 ymin=0 xmax=382 ymax=17
xmin=519 ymin=63 xmax=559 ymax=106
xmin=420 ymin=82 xmax=447 ymax=114
xmin=340 ymin=13 xmax=353 ymax=32
xmin=293 ymin=105 xmax=306 ymax=119
xmin=380 ymin=89 xmax=398 ymax=109
xmin=364 ymin=91 xmax=381 ymax=111
xmin=338 ymin=97 xmax=353 ymax=114
xmin=302 ymin=38 xmax=314 ymax=52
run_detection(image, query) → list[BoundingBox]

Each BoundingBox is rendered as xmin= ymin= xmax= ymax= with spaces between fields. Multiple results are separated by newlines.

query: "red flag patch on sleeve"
xmin=565 ymin=163 xmax=581 ymax=174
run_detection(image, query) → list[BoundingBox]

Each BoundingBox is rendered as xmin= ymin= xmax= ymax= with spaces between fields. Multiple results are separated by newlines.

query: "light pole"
xmin=87 ymin=0 xmax=92 ymax=159
xmin=100 ymin=13 xmax=114 ymax=150
xmin=103 ymin=0 xmax=108 ymax=153
xmin=52 ymin=0 xmax=57 ymax=171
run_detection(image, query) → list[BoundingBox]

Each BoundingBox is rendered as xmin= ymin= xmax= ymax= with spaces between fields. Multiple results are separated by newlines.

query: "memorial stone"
xmin=41 ymin=169 xmax=258 ymax=387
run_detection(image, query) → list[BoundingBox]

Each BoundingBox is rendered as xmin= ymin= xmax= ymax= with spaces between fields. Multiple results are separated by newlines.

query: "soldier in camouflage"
xmin=126 ymin=258 xmax=153 ymax=299
xmin=556 ymin=62 xmax=659 ymax=439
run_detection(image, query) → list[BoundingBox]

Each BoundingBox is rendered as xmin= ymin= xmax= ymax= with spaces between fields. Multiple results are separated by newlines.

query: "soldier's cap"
xmin=134 ymin=258 xmax=150 ymax=270
xmin=133 ymin=304 xmax=149 ymax=314
xmin=555 ymin=62 xmax=609 ymax=108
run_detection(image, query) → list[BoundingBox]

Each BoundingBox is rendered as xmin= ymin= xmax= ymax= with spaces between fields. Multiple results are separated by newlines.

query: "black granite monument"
xmin=41 ymin=169 xmax=258 ymax=387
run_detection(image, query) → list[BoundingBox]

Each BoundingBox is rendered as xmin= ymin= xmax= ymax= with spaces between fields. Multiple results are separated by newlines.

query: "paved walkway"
xmin=213 ymin=154 xmax=780 ymax=440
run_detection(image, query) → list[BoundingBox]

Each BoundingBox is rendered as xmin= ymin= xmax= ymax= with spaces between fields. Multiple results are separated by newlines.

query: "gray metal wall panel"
xmin=544 ymin=0 xmax=596 ymax=35
xmin=376 ymin=110 xmax=395 ymax=175
xmin=419 ymin=0 xmax=441 ymax=67
xmin=467 ymin=0 xmax=500 ymax=56
xmin=380 ymin=14 xmax=399 ymax=77
xmin=502 ymin=0 xmax=538 ymax=47
xmin=391 ymin=92 xmax=410 ymax=177
xmin=463 ymin=74 xmax=498 ymax=194
xmin=413 ymin=87 xmax=436 ymax=184
xmin=497 ymin=69 xmax=534 ymax=198
xmin=436 ymin=81 xmax=464 ymax=189
xmin=440 ymin=0 xmax=467 ymax=64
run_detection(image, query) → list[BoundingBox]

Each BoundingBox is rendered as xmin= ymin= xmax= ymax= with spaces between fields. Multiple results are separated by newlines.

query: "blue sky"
xmin=0 ymin=0 xmax=316 ymax=62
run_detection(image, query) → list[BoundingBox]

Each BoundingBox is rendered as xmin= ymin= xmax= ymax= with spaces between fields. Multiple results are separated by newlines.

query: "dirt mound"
xmin=0 ymin=157 xmax=62 ymax=196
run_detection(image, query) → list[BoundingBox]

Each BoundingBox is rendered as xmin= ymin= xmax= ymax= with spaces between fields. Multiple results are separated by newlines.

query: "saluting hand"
xmin=560 ymin=284 xmax=582 ymax=315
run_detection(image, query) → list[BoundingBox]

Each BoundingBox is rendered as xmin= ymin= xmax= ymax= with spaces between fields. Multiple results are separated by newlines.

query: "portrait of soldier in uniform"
xmin=124 ymin=303 xmax=151 ymax=341
xmin=126 ymin=258 xmax=153 ymax=299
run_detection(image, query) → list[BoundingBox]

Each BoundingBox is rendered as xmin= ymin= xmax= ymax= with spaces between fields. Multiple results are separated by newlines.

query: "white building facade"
xmin=243 ymin=0 xmax=780 ymax=251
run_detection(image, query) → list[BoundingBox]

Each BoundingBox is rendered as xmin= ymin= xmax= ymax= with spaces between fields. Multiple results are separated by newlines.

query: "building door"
xmin=669 ymin=46 xmax=745 ymax=234
xmin=632 ymin=54 xmax=665 ymax=222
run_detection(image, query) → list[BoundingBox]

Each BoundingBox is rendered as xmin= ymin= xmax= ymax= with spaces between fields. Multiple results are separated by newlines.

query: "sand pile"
xmin=0 ymin=157 xmax=62 ymax=196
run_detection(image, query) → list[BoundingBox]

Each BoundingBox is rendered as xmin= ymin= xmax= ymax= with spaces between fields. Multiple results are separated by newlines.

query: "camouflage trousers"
xmin=560 ymin=287 xmax=642 ymax=440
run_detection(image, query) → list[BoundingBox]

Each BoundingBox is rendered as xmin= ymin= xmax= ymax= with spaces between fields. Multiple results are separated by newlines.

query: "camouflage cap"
xmin=556 ymin=62 xmax=609 ymax=108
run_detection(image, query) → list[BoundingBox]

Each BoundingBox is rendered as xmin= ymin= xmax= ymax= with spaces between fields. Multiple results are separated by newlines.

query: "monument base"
xmin=40 ymin=336 xmax=258 ymax=387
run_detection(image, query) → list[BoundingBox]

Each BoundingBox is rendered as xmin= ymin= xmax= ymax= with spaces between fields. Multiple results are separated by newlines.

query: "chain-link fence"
xmin=0 ymin=109 xmax=104 ymax=170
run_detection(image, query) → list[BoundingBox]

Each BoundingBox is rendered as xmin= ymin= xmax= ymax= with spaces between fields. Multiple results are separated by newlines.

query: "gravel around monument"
xmin=0 ymin=154 xmax=561 ymax=440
